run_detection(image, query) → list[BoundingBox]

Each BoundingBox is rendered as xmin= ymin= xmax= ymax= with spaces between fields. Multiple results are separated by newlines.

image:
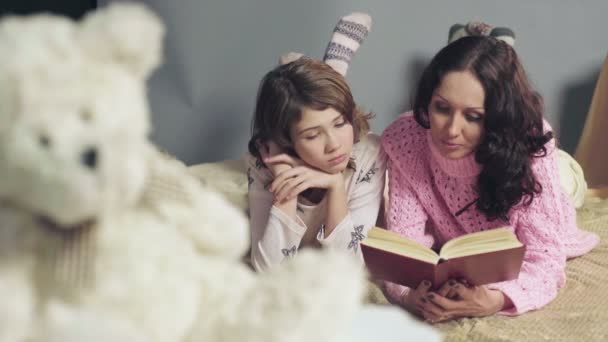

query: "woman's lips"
xmin=441 ymin=140 xmax=462 ymax=150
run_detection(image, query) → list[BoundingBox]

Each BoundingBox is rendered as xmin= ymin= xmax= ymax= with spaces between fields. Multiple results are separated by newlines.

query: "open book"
xmin=361 ymin=227 xmax=525 ymax=289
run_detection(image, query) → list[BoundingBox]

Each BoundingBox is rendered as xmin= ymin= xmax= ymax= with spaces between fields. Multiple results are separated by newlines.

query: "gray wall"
xmin=101 ymin=0 xmax=607 ymax=165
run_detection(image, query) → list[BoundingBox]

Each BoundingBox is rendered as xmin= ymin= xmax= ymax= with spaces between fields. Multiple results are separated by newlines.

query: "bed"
xmin=188 ymin=159 xmax=608 ymax=341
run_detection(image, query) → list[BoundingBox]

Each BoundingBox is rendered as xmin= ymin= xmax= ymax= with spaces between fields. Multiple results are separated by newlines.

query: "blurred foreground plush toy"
xmin=0 ymin=3 xmax=365 ymax=341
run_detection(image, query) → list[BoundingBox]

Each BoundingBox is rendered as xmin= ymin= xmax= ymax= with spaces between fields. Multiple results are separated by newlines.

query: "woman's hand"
xmin=268 ymin=160 xmax=343 ymax=202
xmin=416 ymin=281 xmax=506 ymax=323
xmin=402 ymin=280 xmax=433 ymax=315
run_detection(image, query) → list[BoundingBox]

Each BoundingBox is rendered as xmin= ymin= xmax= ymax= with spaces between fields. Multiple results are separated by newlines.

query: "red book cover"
xmin=361 ymin=243 xmax=525 ymax=289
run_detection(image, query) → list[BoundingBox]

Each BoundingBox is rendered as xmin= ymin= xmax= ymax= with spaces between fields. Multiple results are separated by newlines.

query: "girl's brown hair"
xmin=248 ymin=58 xmax=372 ymax=160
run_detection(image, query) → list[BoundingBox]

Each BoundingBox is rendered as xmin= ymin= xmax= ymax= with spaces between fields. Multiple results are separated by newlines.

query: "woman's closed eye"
xmin=434 ymin=102 xmax=450 ymax=113
xmin=465 ymin=112 xmax=484 ymax=122
xmin=304 ymin=133 xmax=319 ymax=140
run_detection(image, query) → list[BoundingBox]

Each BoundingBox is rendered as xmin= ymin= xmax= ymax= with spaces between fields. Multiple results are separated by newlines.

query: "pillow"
xmin=558 ymin=149 xmax=588 ymax=208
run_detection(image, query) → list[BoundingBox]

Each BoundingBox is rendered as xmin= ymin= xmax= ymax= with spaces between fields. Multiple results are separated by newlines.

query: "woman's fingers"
xmin=437 ymin=282 xmax=452 ymax=297
xmin=404 ymin=280 xmax=432 ymax=312
xmin=441 ymin=280 xmax=462 ymax=299
xmin=415 ymin=281 xmax=478 ymax=323
xmin=450 ymin=283 xmax=473 ymax=300
xmin=415 ymin=280 xmax=432 ymax=295
xmin=409 ymin=280 xmax=432 ymax=306
xmin=418 ymin=308 xmax=442 ymax=323
xmin=459 ymin=278 xmax=472 ymax=288
xmin=416 ymin=295 xmax=446 ymax=321
xmin=420 ymin=309 xmax=447 ymax=324
xmin=425 ymin=292 xmax=463 ymax=312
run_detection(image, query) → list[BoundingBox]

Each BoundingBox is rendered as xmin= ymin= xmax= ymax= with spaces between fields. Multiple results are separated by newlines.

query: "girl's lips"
xmin=328 ymin=154 xmax=347 ymax=165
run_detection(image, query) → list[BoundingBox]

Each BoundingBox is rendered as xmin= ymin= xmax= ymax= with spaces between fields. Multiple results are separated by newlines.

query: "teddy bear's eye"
xmin=81 ymin=109 xmax=93 ymax=122
xmin=39 ymin=135 xmax=51 ymax=147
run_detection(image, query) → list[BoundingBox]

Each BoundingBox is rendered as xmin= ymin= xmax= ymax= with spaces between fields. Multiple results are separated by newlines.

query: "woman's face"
xmin=290 ymin=106 xmax=354 ymax=174
xmin=428 ymin=70 xmax=486 ymax=159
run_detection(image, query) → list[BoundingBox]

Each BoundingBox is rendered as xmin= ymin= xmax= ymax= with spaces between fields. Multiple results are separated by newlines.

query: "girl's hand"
xmin=269 ymin=164 xmax=343 ymax=202
xmin=258 ymin=141 xmax=293 ymax=177
xmin=262 ymin=150 xmax=305 ymax=169
xmin=416 ymin=281 xmax=506 ymax=323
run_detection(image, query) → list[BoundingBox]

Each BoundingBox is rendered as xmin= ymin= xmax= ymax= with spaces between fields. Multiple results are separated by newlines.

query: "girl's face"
xmin=428 ymin=70 xmax=486 ymax=159
xmin=290 ymin=106 xmax=354 ymax=174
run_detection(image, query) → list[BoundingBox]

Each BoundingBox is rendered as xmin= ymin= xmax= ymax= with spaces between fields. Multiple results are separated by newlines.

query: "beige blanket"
xmin=189 ymin=160 xmax=608 ymax=341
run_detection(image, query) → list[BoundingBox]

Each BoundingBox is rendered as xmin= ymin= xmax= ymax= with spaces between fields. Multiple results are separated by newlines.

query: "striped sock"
xmin=323 ymin=12 xmax=372 ymax=76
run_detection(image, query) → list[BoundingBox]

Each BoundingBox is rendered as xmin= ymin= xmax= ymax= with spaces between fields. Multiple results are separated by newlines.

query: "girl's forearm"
xmin=273 ymin=195 xmax=298 ymax=219
xmin=323 ymin=180 xmax=348 ymax=237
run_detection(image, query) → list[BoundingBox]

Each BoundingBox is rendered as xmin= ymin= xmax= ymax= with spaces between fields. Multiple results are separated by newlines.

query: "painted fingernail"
xmin=427 ymin=293 xmax=434 ymax=299
xmin=422 ymin=280 xmax=430 ymax=286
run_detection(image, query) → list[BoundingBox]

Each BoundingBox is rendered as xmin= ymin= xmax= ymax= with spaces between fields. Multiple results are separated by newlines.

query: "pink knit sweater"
xmin=381 ymin=113 xmax=599 ymax=315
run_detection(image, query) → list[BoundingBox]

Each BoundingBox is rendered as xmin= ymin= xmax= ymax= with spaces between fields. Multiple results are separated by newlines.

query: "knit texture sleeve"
xmin=380 ymin=162 xmax=436 ymax=304
xmin=486 ymin=140 xmax=569 ymax=315
xmin=380 ymin=115 xmax=435 ymax=305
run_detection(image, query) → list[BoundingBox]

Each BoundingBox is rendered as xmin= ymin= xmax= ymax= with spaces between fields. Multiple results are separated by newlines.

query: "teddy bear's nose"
xmin=81 ymin=147 xmax=98 ymax=169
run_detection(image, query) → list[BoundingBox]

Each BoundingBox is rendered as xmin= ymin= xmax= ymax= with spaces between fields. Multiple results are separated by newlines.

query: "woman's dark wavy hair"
xmin=413 ymin=36 xmax=553 ymax=221
xmin=248 ymin=58 xmax=372 ymax=161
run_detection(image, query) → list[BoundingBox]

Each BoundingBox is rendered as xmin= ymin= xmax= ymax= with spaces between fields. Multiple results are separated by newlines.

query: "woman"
xmin=247 ymin=58 xmax=386 ymax=271
xmin=381 ymin=36 xmax=599 ymax=322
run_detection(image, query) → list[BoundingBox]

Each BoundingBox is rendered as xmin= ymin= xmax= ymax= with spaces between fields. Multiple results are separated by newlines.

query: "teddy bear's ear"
xmin=78 ymin=2 xmax=165 ymax=79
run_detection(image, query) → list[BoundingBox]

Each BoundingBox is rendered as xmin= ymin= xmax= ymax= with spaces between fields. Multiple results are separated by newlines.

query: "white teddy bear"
xmin=0 ymin=3 xmax=365 ymax=341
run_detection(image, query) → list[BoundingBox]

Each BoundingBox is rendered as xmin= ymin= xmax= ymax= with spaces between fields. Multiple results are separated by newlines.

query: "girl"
xmin=381 ymin=36 xmax=599 ymax=322
xmin=246 ymin=58 xmax=386 ymax=271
